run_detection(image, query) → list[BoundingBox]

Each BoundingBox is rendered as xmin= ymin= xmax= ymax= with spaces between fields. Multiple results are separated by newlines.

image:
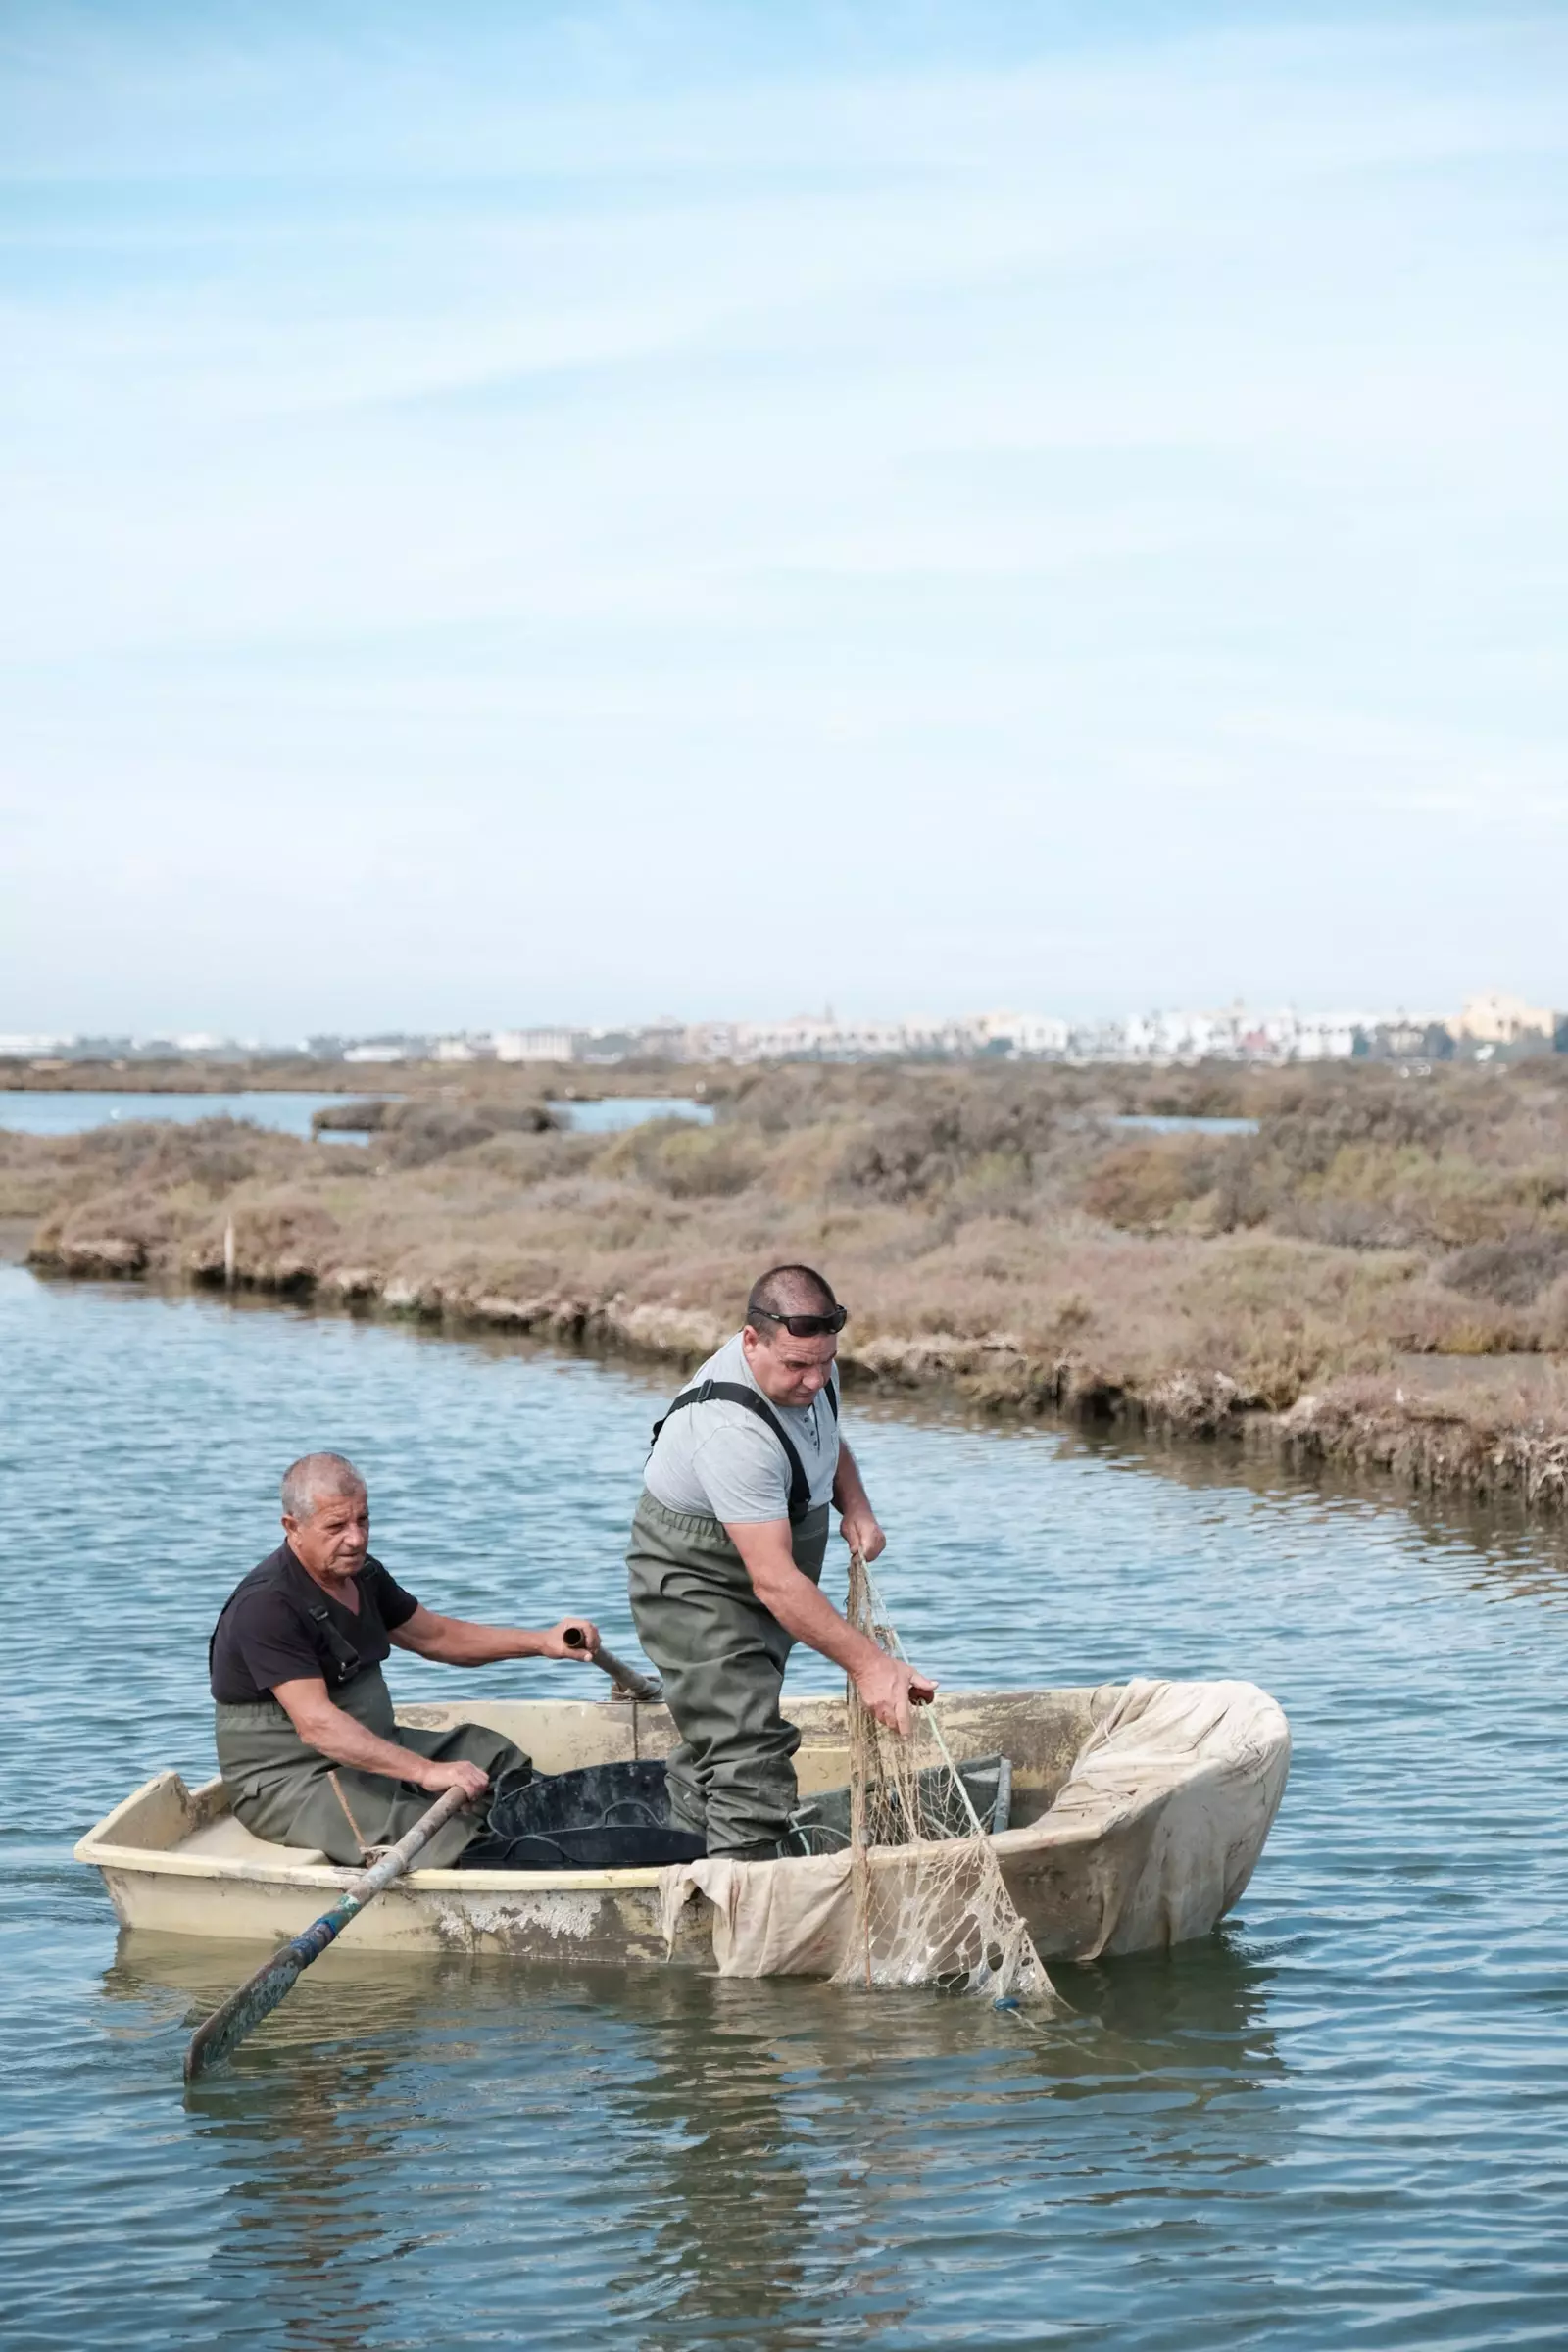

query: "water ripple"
xmin=4 ymin=1268 xmax=1568 ymax=2347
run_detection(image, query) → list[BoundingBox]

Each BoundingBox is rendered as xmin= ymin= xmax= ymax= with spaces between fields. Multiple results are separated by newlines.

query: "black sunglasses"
xmin=750 ymin=1305 xmax=848 ymax=1338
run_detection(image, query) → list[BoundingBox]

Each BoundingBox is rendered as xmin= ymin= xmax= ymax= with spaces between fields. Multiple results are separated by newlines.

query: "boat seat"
xmin=179 ymin=1815 xmax=329 ymax=1866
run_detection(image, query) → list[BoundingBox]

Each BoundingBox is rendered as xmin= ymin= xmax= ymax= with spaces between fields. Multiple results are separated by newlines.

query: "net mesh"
xmin=829 ymin=1554 xmax=1054 ymax=2003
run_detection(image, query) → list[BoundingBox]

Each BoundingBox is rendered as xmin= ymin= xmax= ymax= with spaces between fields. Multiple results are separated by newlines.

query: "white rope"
xmin=854 ymin=1553 xmax=999 ymax=1848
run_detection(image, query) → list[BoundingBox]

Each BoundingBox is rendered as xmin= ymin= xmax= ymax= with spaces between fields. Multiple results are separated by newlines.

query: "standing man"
xmin=627 ymin=1264 xmax=935 ymax=1862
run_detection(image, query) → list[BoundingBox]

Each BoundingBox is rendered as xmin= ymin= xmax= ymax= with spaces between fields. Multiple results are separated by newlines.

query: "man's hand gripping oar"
xmin=562 ymin=1622 xmax=663 ymax=1703
xmin=184 ymin=1782 xmax=471 ymax=2082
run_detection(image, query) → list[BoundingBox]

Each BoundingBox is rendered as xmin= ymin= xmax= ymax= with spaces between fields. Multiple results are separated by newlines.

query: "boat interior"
xmin=82 ymin=1686 xmax=1115 ymax=1874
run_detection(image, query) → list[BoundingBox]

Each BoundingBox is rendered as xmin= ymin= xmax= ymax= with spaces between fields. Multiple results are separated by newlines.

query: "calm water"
xmin=547 ymin=1096 xmax=713 ymax=1132
xmin=0 ymin=1089 xmax=713 ymax=1147
xmin=4 ymin=1268 xmax=1567 ymax=2349
xmin=0 ymin=1090 xmax=366 ymax=1140
xmin=1110 ymin=1114 xmax=1259 ymax=1135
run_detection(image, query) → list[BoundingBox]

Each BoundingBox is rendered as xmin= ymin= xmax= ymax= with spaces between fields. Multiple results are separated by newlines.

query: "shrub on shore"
xmin=11 ymin=1059 xmax=1568 ymax=1508
xmin=1441 ymin=1234 xmax=1568 ymax=1307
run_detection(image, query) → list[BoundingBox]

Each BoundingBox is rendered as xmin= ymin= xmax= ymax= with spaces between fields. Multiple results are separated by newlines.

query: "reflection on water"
xmin=7 ymin=1264 xmax=1568 ymax=2347
xmin=101 ymin=1930 xmax=1284 ymax=2350
xmin=1054 ymin=1413 xmax=1568 ymax=1598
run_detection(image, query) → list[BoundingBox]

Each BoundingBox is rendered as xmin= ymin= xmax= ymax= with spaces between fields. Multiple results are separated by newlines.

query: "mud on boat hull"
xmin=75 ymin=1682 xmax=1290 ymax=1970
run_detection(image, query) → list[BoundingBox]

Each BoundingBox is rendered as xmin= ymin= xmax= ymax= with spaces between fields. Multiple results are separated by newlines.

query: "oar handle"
xmin=562 ymin=1625 xmax=663 ymax=1704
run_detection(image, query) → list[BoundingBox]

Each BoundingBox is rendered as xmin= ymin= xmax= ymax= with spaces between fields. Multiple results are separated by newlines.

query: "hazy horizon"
xmin=4 ymin=978 xmax=1542 ymax=1053
xmin=3 ymin=4 xmax=1564 ymax=1035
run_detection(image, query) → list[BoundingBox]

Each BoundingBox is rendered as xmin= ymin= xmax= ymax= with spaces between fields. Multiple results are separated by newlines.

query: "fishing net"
xmin=828 ymin=1553 xmax=1055 ymax=2003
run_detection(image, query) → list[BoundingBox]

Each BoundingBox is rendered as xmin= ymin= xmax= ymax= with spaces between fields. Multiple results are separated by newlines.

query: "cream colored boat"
xmin=75 ymin=1678 xmax=1290 ymax=1975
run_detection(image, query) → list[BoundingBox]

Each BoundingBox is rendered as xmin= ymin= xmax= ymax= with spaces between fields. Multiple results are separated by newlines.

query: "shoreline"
xmin=7 ymin=1056 xmax=1568 ymax=1519
xmin=21 ymin=1245 xmax=1568 ymax=1520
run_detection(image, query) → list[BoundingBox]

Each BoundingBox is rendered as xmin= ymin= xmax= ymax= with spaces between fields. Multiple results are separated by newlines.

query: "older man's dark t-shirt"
xmin=209 ymin=1544 xmax=419 ymax=1703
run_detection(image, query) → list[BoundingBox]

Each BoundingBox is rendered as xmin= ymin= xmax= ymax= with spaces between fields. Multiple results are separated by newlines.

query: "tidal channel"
xmin=4 ymin=1266 xmax=1566 ymax=2349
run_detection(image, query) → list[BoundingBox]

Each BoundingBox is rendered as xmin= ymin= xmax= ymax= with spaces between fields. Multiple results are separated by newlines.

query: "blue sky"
xmin=2 ymin=4 xmax=1564 ymax=1036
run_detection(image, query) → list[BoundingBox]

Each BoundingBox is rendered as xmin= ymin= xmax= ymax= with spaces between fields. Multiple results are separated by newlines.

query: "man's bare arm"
xmin=831 ymin=1439 xmax=886 ymax=1563
xmin=723 ymin=1520 xmax=935 ymax=1736
xmin=387 ymin=1605 xmax=601 ymax=1667
xmin=270 ymin=1675 xmax=488 ymax=1796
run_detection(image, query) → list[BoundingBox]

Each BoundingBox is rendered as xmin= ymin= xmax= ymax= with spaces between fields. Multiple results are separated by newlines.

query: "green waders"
xmin=214 ymin=1666 xmax=527 ymax=1867
xmin=626 ymin=1494 xmax=830 ymax=1856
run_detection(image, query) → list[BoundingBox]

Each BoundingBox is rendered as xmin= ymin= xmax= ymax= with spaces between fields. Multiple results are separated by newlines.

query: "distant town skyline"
xmin=3 ymin=6 xmax=1564 ymax=1036
xmin=4 ymin=987 xmax=1559 ymax=1069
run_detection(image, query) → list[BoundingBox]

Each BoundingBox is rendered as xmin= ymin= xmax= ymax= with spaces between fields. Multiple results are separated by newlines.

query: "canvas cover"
xmin=659 ymin=1677 xmax=1290 ymax=1980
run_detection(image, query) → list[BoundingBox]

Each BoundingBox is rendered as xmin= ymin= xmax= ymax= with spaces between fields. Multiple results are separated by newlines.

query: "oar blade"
xmin=184 ymin=1945 xmax=308 ymax=2082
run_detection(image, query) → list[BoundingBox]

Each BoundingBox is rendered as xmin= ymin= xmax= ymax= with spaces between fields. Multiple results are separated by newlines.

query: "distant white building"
xmin=1074 ymin=1005 xmax=1372 ymax=1063
xmin=432 ymin=1035 xmax=496 ymax=1062
xmin=683 ymin=1022 xmax=743 ymax=1062
xmin=971 ymin=1011 xmax=1070 ymax=1056
xmin=1111 ymin=1009 xmax=1237 ymax=1060
xmin=495 ymin=1029 xmax=577 ymax=1063
xmin=343 ymin=1043 xmax=407 ymax=1063
xmin=732 ymin=1017 xmax=839 ymax=1061
xmin=1267 ymin=1012 xmax=1359 ymax=1061
xmin=822 ymin=1020 xmax=908 ymax=1059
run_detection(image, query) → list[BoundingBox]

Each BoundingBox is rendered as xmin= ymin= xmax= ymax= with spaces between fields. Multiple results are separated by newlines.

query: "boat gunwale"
xmin=74 ymin=1680 xmax=1286 ymax=1905
xmin=73 ymin=1788 xmax=1146 ymax=1905
xmin=74 ymin=1772 xmax=674 ymax=1893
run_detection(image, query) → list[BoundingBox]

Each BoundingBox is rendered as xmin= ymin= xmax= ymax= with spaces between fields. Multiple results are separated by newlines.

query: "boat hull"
xmin=76 ymin=1682 xmax=1290 ymax=1969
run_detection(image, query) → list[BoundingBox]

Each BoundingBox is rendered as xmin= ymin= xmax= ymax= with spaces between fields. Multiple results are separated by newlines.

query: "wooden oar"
xmin=563 ymin=1625 xmax=663 ymax=1704
xmin=183 ymin=1783 xmax=470 ymax=2082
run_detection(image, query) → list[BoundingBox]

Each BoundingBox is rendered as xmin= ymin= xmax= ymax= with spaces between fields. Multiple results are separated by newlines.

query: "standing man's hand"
xmin=538 ymin=1616 xmax=602 ymax=1660
xmin=853 ymin=1651 xmax=937 ymax=1736
xmin=839 ymin=1510 xmax=886 ymax=1564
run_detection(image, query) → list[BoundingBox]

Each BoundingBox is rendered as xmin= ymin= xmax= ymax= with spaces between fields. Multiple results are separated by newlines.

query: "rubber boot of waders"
xmin=710 ymin=1837 xmax=796 ymax=1864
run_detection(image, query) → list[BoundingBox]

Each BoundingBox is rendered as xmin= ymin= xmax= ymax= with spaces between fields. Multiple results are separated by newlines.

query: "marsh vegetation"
xmin=7 ymin=1056 xmax=1568 ymax=1507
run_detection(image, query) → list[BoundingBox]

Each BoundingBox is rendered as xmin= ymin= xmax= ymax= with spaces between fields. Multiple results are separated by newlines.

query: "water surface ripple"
xmin=3 ymin=1268 xmax=1566 ymax=2349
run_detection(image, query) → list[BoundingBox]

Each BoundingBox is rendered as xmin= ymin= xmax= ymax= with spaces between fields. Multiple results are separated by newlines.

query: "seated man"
xmin=210 ymin=1450 xmax=600 ymax=1866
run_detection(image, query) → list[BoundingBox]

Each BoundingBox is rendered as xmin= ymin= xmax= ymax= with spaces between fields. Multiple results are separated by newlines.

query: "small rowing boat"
xmin=75 ymin=1678 xmax=1290 ymax=1974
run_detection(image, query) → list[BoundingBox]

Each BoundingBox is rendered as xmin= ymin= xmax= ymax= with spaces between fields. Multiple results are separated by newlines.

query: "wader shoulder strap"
xmin=651 ymin=1381 xmax=812 ymax=1522
xmin=208 ymin=1582 xmax=364 ymax=1685
xmin=306 ymin=1601 xmax=367 ymax=1685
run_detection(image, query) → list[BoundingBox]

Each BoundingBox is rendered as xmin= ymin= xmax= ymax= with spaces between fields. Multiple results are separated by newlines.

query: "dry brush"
xmin=8 ymin=1057 xmax=1568 ymax=1511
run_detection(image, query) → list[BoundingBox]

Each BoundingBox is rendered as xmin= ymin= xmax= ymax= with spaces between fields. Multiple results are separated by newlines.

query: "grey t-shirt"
xmin=644 ymin=1331 xmax=841 ymax=1524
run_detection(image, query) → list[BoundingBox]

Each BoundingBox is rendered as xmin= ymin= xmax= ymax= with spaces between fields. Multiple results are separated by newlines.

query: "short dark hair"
xmin=746 ymin=1263 xmax=838 ymax=1327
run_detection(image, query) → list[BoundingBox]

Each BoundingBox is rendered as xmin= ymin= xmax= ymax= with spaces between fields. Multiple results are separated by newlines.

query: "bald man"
xmin=210 ymin=1451 xmax=600 ymax=1866
xmin=627 ymin=1264 xmax=935 ymax=1862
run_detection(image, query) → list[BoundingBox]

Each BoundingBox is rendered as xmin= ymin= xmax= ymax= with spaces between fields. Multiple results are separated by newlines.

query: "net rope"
xmin=829 ymin=1553 xmax=1055 ymax=2004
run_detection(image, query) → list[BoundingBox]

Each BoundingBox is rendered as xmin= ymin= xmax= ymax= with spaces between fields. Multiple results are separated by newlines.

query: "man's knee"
xmin=662 ymin=1719 xmax=801 ymax=1853
xmin=664 ymin=1750 xmax=708 ymax=1839
xmin=700 ymin=1742 xmax=801 ymax=1855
